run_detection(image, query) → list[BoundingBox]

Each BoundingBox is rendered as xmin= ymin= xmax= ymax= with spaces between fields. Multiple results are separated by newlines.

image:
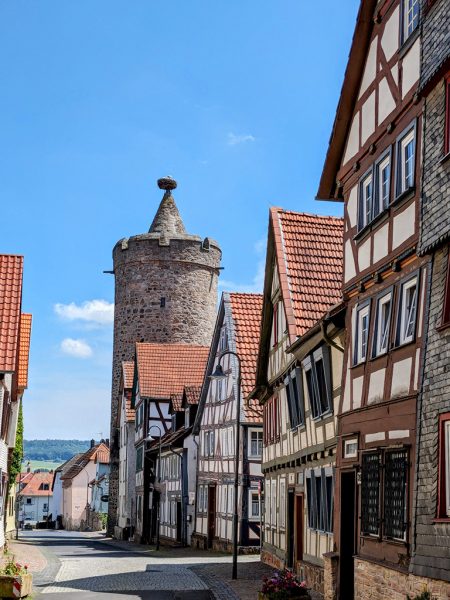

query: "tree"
xmin=9 ymin=400 xmax=23 ymax=486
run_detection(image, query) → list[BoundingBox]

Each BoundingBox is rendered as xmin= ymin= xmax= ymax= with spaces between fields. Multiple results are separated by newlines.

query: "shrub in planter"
xmin=0 ymin=556 xmax=33 ymax=598
xmin=260 ymin=569 xmax=311 ymax=600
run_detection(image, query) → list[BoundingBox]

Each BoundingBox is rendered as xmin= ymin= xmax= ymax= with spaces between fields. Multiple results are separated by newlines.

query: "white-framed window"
xmin=306 ymin=468 xmax=334 ymax=534
xmin=372 ymin=290 xmax=393 ymax=357
xmin=402 ymin=0 xmax=419 ymax=42
xmin=441 ymin=419 xmax=450 ymax=518
xmin=358 ymin=170 xmax=373 ymax=231
xmin=249 ymin=489 xmax=260 ymax=521
xmin=396 ymin=274 xmax=418 ymax=346
xmin=279 ymin=479 xmax=286 ymax=528
xmin=302 ymin=345 xmax=333 ymax=420
xmin=396 ymin=125 xmax=416 ymax=197
xmin=285 ymin=366 xmax=305 ymax=428
xmin=271 ymin=479 xmax=277 ymax=527
xmin=374 ymin=152 xmax=391 ymax=216
xmin=249 ymin=429 xmax=263 ymax=458
xmin=344 ymin=438 xmax=358 ymax=459
xmin=354 ymin=302 xmax=371 ymax=365
xmin=265 ymin=480 xmax=271 ymax=528
xmin=198 ymin=485 xmax=208 ymax=513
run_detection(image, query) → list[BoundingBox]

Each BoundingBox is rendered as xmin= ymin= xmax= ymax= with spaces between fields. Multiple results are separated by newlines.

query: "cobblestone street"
xmin=13 ymin=530 xmax=272 ymax=599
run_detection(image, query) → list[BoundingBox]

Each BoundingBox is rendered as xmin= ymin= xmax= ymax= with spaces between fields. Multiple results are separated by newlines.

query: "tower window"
xmin=160 ymin=297 xmax=166 ymax=308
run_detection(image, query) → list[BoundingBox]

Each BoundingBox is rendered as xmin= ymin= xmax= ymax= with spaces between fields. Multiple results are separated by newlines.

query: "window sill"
xmin=351 ymin=358 xmax=367 ymax=369
xmin=392 ymin=186 xmax=416 ymax=210
xmin=433 ymin=517 xmax=450 ymax=523
xmin=398 ymin=27 xmax=420 ymax=59
xmin=436 ymin=321 xmax=450 ymax=333
xmin=369 ymin=350 xmax=388 ymax=361
xmin=354 ymin=211 xmax=390 ymax=243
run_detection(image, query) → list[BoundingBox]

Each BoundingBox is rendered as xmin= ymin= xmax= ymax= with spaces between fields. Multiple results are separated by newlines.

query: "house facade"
xmin=132 ymin=342 xmax=209 ymax=544
xmin=252 ymin=210 xmax=344 ymax=597
xmin=192 ymin=292 xmax=263 ymax=553
xmin=410 ymin=0 xmax=450 ymax=587
xmin=19 ymin=472 xmax=53 ymax=526
xmin=0 ymin=255 xmax=31 ymax=547
xmin=317 ymin=0 xmax=438 ymax=597
xmin=116 ymin=361 xmax=136 ymax=540
xmin=60 ymin=442 xmax=109 ymax=530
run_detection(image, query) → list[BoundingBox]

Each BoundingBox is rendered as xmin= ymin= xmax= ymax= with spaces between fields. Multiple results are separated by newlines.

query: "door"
xmin=339 ymin=471 xmax=356 ymax=600
xmin=176 ymin=501 xmax=182 ymax=543
xmin=287 ymin=489 xmax=295 ymax=568
xmin=207 ymin=485 xmax=216 ymax=549
xmin=295 ymin=494 xmax=304 ymax=563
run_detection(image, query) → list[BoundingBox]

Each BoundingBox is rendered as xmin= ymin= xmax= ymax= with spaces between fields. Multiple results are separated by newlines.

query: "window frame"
xmin=353 ymin=300 xmax=371 ymax=365
xmin=357 ymin=167 xmax=374 ymax=232
xmin=400 ymin=0 xmax=420 ymax=45
xmin=373 ymin=148 xmax=392 ymax=218
xmin=343 ymin=438 xmax=358 ymax=459
xmin=396 ymin=272 xmax=420 ymax=347
xmin=372 ymin=287 xmax=394 ymax=358
xmin=248 ymin=428 xmax=263 ymax=458
xmin=306 ymin=468 xmax=334 ymax=534
xmin=285 ymin=366 xmax=305 ymax=429
xmin=442 ymin=248 xmax=450 ymax=327
xmin=248 ymin=488 xmax=261 ymax=521
xmin=445 ymin=75 xmax=450 ymax=157
xmin=437 ymin=414 xmax=450 ymax=519
xmin=303 ymin=345 xmax=333 ymax=420
xmin=395 ymin=121 xmax=417 ymax=200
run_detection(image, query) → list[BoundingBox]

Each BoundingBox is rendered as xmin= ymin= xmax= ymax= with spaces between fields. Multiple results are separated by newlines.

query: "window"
xmin=402 ymin=0 xmax=419 ymax=43
xmin=249 ymin=489 xmax=260 ymax=520
xmin=344 ymin=438 xmax=358 ymax=459
xmin=136 ymin=445 xmax=144 ymax=472
xmin=361 ymin=452 xmax=381 ymax=536
xmin=279 ymin=479 xmax=286 ymax=528
xmin=361 ymin=449 xmax=409 ymax=541
xmin=384 ymin=449 xmax=408 ymax=540
xmin=264 ymin=396 xmax=279 ymax=445
xmin=26 ymin=498 xmax=32 ymax=505
xmin=285 ymin=367 xmax=305 ymax=428
xmin=396 ymin=274 xmax=418 ymax=346
xmin=354 ymin=302 xmax=370 ymax=364
xmin=219 ymin=327 xmax=228 ymax=351
xmin=438 ymin=416 xmax=450 ymax=518
xmin=273 ymin=301 xmax=279 ymax=346
xmin=358 ymin=170 xmax=373 ymax=231
xmin=198 ymin=485 xmax=208 ymax=513
xmin=442 ymin=250 xmax=450 ymax=326
xmin=43 ymin=503 xmax=48 ymax=512
xmin=271 ymin=479 xmax=277 ymax=527
xmin=396 ymin=125 xmax=416 ymax=198
xmin=306 ymin=469 xmax=333 ymax=533
xmin=372 ymin=290 xmax=393 ymax=357
xmin=204 ymin=430 xmax=215 ymax=457
xmin=374 ymin=152 xmax=391 ymax=217
xmin=249 ymin=429 xmax=263 ymax=457
xmin=303 ymin=346 xmax=332 ymax=420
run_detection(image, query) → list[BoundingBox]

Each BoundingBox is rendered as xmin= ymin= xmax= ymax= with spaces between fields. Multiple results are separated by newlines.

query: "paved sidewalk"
xmin=2 ymin=537 xmax=47 ymax=573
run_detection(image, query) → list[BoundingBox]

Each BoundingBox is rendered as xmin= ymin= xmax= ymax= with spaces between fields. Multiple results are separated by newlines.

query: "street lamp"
xmin=210 ymin=350 xmax=242 ymax=581
xmin=146 ymin=425 xmax=162 ymax=550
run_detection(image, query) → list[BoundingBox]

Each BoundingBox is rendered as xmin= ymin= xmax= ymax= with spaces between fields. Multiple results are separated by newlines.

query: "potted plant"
xmin=0 ymin=556 xmax=33 ymax=598
xmin=259 ymin=569 xmax=311 ymax=600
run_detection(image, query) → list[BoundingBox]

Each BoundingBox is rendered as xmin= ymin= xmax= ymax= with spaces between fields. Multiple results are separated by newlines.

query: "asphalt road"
xmin=26 ymin=530 xmax=215 ymax=600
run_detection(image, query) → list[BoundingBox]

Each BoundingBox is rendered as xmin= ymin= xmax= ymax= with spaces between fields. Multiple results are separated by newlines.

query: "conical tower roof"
xmin=149 ymin=177 xmax=186 ymax=235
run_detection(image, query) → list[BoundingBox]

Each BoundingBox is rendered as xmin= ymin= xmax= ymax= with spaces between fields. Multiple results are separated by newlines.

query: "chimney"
xmin=105 ymin=438 xmax=110 ymax=447
xmin=26 ymin=464 xmax=31 ymax=473
xmin=90 ymin=439 xmax=95 ymax=449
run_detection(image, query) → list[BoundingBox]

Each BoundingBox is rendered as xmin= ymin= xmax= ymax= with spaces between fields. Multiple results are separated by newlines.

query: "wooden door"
xmin=295 ymin=494 xmax=304 ymax=562
xmin=207 ymin=485 xmax=216 ymax=549
xmin=339 ymin=471 xmax=356 ymax=600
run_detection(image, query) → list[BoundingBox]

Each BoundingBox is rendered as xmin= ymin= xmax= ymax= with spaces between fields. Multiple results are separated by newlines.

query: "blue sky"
xmin=0 ymin=1 xmax=359 ymax=439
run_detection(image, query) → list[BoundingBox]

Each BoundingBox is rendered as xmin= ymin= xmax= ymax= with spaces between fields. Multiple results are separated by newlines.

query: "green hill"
xmin=24 ymin=439 xmax=92 ymax=462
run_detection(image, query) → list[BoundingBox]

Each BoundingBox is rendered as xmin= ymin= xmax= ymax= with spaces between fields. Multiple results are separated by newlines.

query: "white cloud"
xmin=54 ymin=299 xmax=114 ymax=326
xmin=227 ymin=132 xmax=256 ymax=146
xmin=61 ymin=338 xmax=93 ymax=359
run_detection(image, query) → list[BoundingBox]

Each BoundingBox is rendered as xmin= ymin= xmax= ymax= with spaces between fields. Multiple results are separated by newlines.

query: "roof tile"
xmin=18 ymin=314 xmax=32 ymax=389
xmin=0 ymin=255 xmax=24 ymax=372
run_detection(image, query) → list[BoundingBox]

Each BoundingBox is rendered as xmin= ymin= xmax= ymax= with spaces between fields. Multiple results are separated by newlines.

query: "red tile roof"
xmin=20 ymin=472 xmax=53 ymax=497
xmin=229 ymin=293 xmax=264 ymax=422
xmin=271 ymin=209 xmax=344 ymax=341
xmin=122 ymin=361 xmax=134 ymax=389
xmin=170 ymin=392 xmax=184 ymax=412
xmin=136 ymin=343 xmax=209 ymax=399
xmin=0 ymin=255 xmax=23 ymax=373
xmin=184 ymin=386 xmax=202 ymax=406
xmin=61 ymin=443 xmax=109 ymax=480
xmin=17 ymin=314 xmax=32 ymax=389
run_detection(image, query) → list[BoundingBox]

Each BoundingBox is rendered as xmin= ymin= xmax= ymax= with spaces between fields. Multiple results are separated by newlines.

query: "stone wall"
xmin=419 ymin=0 xmax=450 ymax=92
xmin=261 ymin=548 xmax=325 ymax=598
xmin=355 ymin=557 xmax=450 ymax=600
xmin=323 ymin=553 xmax=338 ymax=600
xmin=108 ymin=231 xmax=221 ymax=534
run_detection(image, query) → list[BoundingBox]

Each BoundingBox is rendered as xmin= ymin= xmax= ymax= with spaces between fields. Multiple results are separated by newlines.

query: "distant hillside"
xmin=24 ymin=439 xmax=91 ymax=462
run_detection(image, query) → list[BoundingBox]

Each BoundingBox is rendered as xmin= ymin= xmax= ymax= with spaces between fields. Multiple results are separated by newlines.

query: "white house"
xmin=19 ymin=472 xmax=53 ymax=526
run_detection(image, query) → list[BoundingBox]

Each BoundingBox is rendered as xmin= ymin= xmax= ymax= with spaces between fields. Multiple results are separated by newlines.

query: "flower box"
xmin=0 ymin=573 xmax=33 ymax=598
xmin=258 ymin=593 xmax=311 ymax=600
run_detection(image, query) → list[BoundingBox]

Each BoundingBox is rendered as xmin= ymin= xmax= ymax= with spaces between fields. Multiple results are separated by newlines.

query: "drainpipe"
xmin=321 ymin=320 xmax=344 ymax=353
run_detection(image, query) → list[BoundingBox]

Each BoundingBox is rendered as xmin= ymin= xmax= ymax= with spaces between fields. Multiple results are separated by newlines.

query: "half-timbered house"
xmin=251 ymin=210 xmax=344 ymax=597
xmin=317 ymin=1 xmax=430 ymax=597
xmin=192 ymin=292 xmax=264 ymax=552
xmin=132 ymin=342 xmax=209 ymax=544
xmin=116 ymin=361 xmax=136 ymax=540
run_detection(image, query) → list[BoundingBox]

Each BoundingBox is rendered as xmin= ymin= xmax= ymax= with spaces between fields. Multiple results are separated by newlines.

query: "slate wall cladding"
xmin=419 ymin=79 xmax=450 ymax=253
xmin=419 ymin=0 xmax=450 ymax=92
xmin=107 ymin=208 xmax=221 ymax=535
xmin=411 ymin=245 xmax=450 ymax=581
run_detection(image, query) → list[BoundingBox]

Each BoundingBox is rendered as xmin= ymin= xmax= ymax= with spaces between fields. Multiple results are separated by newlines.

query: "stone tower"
xmin=108 ymin=177 xmax=221 ymax=534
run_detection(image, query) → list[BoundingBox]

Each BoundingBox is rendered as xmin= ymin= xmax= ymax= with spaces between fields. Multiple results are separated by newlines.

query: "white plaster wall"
xmin=344 ymin=240 xmax=356 ymax=282
xmin=368 ymin=368 xmax=386 ymax=404
xmin=358 ymin=37 xmax=377 ymax=98
xmin=381 ymin=6 xmax=399 ymax=61
xmin=391 ymin=358 xmax=413 ymax=397
xmin=373 ymin=223 xmax=389 ymax=264
xmin=393 ymin=202 xmax=416 ymax=249
xmin=361 ymin=90 xmax=376 ymax=145
xmin=347 ymin=185 xmax=358 ymax=228
xmin=358 ymin=237 xmax=372 ymax=272
xmin=343 ymin=114 xmax=360 ymax=164
xmin=353 ymin=376 xmax=364 ymax=409
xmin=378 ymin=77 xmax=396 ymax=124
xmin=402 ymin=38 xmax=420 ymax=98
